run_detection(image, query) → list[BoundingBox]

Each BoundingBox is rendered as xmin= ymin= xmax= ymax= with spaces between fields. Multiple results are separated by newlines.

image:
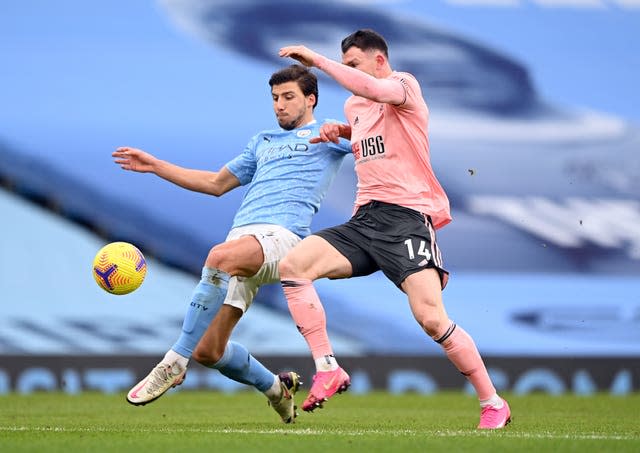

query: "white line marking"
xmin=0 ymin=426 xmax=637 ymax=440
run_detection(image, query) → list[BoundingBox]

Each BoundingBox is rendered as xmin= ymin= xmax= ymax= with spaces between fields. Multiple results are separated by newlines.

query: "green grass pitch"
xmin=1 ymin=391 xmax=638 ymax=452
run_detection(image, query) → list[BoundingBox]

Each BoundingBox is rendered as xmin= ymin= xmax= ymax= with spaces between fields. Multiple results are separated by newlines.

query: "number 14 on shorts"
xmin=404 ymin=239 xmax=431 ymax=263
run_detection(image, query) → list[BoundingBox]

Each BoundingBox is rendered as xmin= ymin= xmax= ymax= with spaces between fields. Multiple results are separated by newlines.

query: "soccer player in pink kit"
xmin=278 ymin=29 xmax=511 ymax=429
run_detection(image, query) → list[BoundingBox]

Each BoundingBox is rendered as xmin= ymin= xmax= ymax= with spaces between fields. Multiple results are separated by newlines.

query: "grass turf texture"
xmin=1 ymin=391 xmax=638 ymax=452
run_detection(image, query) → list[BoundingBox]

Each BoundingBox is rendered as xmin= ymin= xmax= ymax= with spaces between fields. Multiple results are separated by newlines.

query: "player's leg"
xmin=193 ymin=304 xmax=300 ymax=423
xmin=171 ymin=235 xmax=264 ymax=357
xmin=279 ymin=225 xmax=375 ymax=412
xmin=195 ymin=224 xmax=304 ymax=422
xmin=368 ymin=202 xmax=510 ymax=429
xmin=279 ymin=234 xmax=352 ymax=364
xmin=126 ymin=234 xmax=264 ymax=406
xmin=402 ymin=268 xmax=511 ymax=429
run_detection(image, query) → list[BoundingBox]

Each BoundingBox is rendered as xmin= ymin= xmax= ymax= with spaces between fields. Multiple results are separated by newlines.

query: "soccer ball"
xmin=92 ymin=242 xmax=147 ymax=295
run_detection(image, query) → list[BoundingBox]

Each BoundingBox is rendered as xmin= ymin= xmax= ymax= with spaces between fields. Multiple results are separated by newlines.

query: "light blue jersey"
xmin=225 ymin=120 xmax=351 ymax=238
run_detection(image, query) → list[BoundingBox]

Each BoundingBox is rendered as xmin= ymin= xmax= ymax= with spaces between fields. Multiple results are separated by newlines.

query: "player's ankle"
xmin=480 ymin=393 xmax=504 ymax=408
xmin=264 ymin=375 xmax=282 ymax=401
xmin=314 ymin=354 xmax=339 ymax=372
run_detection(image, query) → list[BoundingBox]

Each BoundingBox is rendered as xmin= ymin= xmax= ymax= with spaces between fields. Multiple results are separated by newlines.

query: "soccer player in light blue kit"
xmin=112 ymin=64 xmax=351 ymax=423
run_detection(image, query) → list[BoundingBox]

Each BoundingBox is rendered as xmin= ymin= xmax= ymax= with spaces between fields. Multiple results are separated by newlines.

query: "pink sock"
xmin=281 ymin=278 xmax=333 ymax=359
xmin=437 ymin=323 xmax=496 ymax=400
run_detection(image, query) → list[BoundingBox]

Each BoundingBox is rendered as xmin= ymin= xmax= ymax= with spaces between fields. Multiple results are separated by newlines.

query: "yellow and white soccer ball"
xmin=92 ymin=242 xmax=147 ymax=295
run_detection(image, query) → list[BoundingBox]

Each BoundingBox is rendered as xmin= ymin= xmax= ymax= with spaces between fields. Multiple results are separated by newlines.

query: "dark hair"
xmin=269 ymin=64 xmax=318 ymax=108
xmin=341 ymin=29 xmax=389 ymax=59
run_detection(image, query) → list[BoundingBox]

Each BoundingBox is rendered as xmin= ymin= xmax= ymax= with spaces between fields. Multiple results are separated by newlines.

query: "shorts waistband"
xmin=357 ymin=200 xmax=433 ymax=225
xmin=359 ymin=200 xmax=394 ymax=209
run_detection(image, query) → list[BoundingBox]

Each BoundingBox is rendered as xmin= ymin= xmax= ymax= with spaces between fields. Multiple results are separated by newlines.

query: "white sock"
xmin=264 ymin=375 xmax=281 ymax=401
xmin=480 ymin=393 xmax=504 ymax=409
xmin=314 ymin=354 xmax=339 ymax=372
xmin=163 ymin=349 xmax=189 ymax=370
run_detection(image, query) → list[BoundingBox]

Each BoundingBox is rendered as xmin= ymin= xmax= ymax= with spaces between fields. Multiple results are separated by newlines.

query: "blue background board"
xmin=1 ymin=0 xmax=639 ymax=357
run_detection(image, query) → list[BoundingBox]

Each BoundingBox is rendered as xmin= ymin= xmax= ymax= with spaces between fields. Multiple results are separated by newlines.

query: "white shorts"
xmin=223 ymin=223 xmax=301 ymax=312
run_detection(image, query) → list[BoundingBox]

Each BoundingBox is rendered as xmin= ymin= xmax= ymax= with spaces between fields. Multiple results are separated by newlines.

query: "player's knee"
xmin=205 ymin=246 xmax=230 ymax=271
xmin=421 ymin=318 xmax=446 ymax=338
xmin=414 ymin=312 xmax=447 ymax=338
xmin=193 ymin=343 xmax=224 ymax=367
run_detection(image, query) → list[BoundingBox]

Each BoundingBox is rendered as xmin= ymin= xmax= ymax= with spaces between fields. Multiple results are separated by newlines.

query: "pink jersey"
xmin=344 ymin=71 xmax=452 ymax=229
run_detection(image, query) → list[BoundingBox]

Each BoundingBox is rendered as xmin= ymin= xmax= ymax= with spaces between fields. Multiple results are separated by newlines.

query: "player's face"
xmin=342 ymin=47 xmax=379 ymax=77
xmin=272 ymin=81 xmax=313 ymax=130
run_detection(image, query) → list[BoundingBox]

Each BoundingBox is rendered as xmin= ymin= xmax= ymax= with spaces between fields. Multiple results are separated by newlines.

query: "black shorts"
xmin=314 ymin=200 xmax=449 ymax=289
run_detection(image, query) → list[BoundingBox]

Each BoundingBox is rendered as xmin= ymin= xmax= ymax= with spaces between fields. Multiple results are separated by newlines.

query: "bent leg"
xmin=403 ymin=268 xmax=510 ymax=429
xmin=279 ymin=235 xmax=354 ymax=411
xmin=194 ymin=305 xmax=273 ymax=390
xmin=402 ymin=268 xmax=496 ymax=401
xmin=127 ymin=235 xmax=266 ymax=406
xmin=279 ymin=235 xmax=352 ymax=362
xmin=194 ymin=305 xmax=300 ymax=423
xmin=172 ymin=235 xmax=264 ymax=359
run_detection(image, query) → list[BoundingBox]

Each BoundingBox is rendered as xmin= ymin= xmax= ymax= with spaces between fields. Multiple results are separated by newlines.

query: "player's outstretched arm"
xmin=113 ymin=146 xmax=240 ymax=196
xmin=279 ymin=46 xmax=404 ymax=105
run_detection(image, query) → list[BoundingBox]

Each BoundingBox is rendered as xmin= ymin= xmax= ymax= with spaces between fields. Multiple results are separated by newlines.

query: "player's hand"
xmin=279 ymin=45 xmax=319 ymax=67
xmin=112 ymin=147 xmax=157 ymax=173
xmin=309 ymin=123 xmax=351 ymax=144
xmin=310 ymin=123 xmax=341 ymax=144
